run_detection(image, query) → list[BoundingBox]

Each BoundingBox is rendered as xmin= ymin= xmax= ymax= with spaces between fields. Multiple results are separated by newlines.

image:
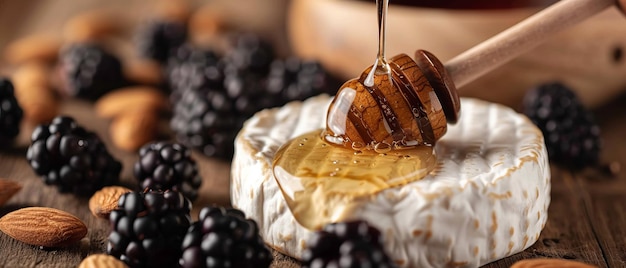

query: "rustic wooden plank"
xmin=0 ymin=99 xmax=232 ymax=267
xmin=570 ymin=94 xmax=626 ymax=268
xmin=0 ymin=98 xmax=616 ymax=267
xmin=482 ymin=166 xmax=608 ymax=268
xmin=578 ymin=182 xmax=626 ymax=268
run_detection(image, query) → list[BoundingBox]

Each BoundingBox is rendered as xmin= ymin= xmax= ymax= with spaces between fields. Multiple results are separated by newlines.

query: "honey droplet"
xmin=374 ymin=142 xmax=392 ymax=154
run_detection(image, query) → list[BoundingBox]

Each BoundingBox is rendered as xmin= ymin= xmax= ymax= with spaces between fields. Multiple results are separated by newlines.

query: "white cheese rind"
xmin=231 ymin=95 xmax=550 ymax=268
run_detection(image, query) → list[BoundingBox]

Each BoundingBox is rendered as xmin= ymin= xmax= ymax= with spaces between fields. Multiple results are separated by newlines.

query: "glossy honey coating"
xmin=324 ymin=50 xmax=460 ymax=150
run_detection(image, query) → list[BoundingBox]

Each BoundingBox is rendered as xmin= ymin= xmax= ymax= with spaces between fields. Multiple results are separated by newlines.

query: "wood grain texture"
xmin=446 ymin=0 xmax=615 ymax=88
xmin=0 ymin=97 xmax=624 ymax=267
xmin=0 ymin=1 xmax=625 ymax=267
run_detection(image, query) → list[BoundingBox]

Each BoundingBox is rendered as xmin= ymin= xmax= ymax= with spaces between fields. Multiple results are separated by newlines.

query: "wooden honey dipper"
xmin=324 ymin=0 xmax=625 ymax=150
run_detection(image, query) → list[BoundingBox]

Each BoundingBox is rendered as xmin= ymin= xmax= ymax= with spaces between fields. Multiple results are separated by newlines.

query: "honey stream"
xmin=272 ymin=0 xmax=437 ymax=230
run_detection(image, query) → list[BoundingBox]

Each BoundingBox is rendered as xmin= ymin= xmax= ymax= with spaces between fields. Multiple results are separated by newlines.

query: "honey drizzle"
xmin=271 ymin=0 xmax=438 ymax=230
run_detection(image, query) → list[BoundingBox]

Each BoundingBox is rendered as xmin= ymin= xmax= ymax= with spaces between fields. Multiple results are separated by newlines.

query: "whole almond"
xmin=110 ymin=110 xmax=159 ymax=151
xmin=12 ymin=63 xmax=59 ymax=123
xmin=189 ymin=5 xmax=227 ymax=45
xmin=154 ymin=0 xmax=191 ymax=23
xmin=95 ymin=86 xmax=168 ymax=119
xmin=0 ymin=207 xmax=87 ymax=248
xmin=124 ymin=60 xmax=163 ymax=86
xmin=78 ymin=254 xmax=128 ymax=268
xmin=63 ymin=9 xmax=125 ymax=42
xmin=89 ymin=186 xmax=131 ymax=219
xmin=0 ymin=179 xmax=22 ymax=206
xmin=16 ymin=89 xmax=59 ymax=124
xmin=3 ymin=34 xmax=61 ymax=65
xmin=12 ymin=63 xmax=50 ymax=89
xmin=511 ymin=258 xmax=598 ymax=268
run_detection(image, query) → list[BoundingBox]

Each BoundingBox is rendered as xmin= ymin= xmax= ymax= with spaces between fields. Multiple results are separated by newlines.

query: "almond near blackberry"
xmin=3 ymin=34 xmax=61 ymax=65
xmin=123 ymin=60 xmax=164 ymax=86
xmin=154 ymin=0 xmax=191 ymax=24
xmin=95 ymin=86 xmax=168 ymax=119
xmin=79 ymin=254 xmax=129 ymax=268
xmin=109 ymin=109 xmax=159 ymax=152
xmin=89 ymin=186 xmax=132 ymax=219
xmin=12 ymin=63 xmax=59 ymax=124
xmin=63 ymin=9 xmax=126 ymax=42
xmin=0 ymin=179 xmax=21 ymax=206
xmin=0 ymin=207 xmax=87 ymax=248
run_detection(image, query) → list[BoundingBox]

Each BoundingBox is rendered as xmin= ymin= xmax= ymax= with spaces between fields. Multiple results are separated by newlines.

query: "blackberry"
xmin=223 ymin=33 xmax=275 ymax=75
xmin=266 ymin=57 xmax=339 ymax=102
xmin=133 ymin=141 xmax=202 ymax=201
xmin=169 ymin=34 xmax=338 ymax=159
xmin=166 ymin=44 xmax=224 ymax=103
xmin=302 ymin=220 xmax=396 ymax=268
xmin=522 ymin=82 xmax=601 ymax=169
xmin=60 ymin=43 xmax=126 ymax=100
xmin=0 ymin=78 xmax=23 ymax=142
xmin=179 ymin=206 xmax=272 ymax=268
xmin=107 ymin=190 xmax=192 ymax=267
xmin=136 ymin=20 xmax=187 ymax=63
xmin=26 ymin=116 xmax=121 ymax=195
xmin=171 ymin=87 xmax=240 ymax=159
xmin=222 ymin=65 xmax=273 ymax=115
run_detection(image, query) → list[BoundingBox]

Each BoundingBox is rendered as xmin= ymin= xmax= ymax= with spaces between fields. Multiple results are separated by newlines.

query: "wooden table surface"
xmin=0 ymin=93 xmax=625 ymax=268
xmin=1 ymin=1 xmax=626 ymax=267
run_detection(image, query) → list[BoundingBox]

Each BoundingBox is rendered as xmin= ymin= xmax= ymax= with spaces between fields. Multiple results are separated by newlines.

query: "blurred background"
xmin=1 ymin=0 xmax=626 ymax=110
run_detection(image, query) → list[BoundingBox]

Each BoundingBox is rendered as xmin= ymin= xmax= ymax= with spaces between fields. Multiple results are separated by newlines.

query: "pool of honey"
xmin=272 ymin=130 xmax=436 ymax=230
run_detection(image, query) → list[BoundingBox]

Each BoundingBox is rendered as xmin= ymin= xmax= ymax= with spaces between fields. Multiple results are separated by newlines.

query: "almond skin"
xmin=11 ymin=63 xmax=60 ymax=124
xmin=511 ymin=259 xmax=598 ymax=268
xmin=78 ymin=254 xmax=128 ymax=268
xmin=0 ymin=207 xmax=87 ymax=248
xmin=109 ymin=109 xmax=159 ymax=152
xmin=89 ymin=186 xmax=132 ymax=219
xmin=0 ymin=179 xmax=21 ymax=206
xmin=124 ymin=60 xmax=163 ymax=86
xmin=63 ymin=9 xmax=125 ymax=42
xmin=3 ymin=34 xmax=61 ymax=65
xmin=95 ymin=86 xmax=168 ymax=119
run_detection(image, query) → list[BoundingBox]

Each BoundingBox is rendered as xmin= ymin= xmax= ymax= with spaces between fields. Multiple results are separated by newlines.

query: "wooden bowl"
xmin=288 ymin=0 xmax=626 ymax=108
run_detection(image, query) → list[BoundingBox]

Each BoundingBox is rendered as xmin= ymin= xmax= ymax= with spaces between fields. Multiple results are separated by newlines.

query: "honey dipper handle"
xmin=445 ymin=0 xmax=617 ymax=89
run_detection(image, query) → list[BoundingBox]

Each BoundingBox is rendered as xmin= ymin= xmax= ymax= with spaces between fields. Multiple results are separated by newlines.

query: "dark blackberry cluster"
xmin=169 ymin=34 xmax=338 ymax=159
xmin=136 ymin=20 xmax=187 ymax=63
xmin=26 ymin=116 xmax=121 ymax=195
xmin=222 ymin=33 xmax=275 ymax=75
xmin=302 ymin=220 xmax=397 ymax=268
xmin=522 ymin=82 xmax=601 ymax=169
xmin=133 ymin=141 xmax=202 ymax=201
xmin=166 ymin=44 xmax=223 ymax=103
xmin=179 ymin=206 xmax=272 ymax=268
xmin=60 ymin=43 xmax=126 ymax=100
xmin=0 ymin=79 xmax=23 ymax=142
xmin=266 ymin=57 xmax=338 ymax=102
xmin=108 ymin=190 xmax=192 ymax=267
xmin=171 ymin=87 xmax=241 ymax=158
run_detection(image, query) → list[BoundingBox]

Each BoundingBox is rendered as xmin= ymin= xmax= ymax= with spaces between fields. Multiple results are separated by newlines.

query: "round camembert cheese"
xmin=231 ymin=95 xmax=550 ymax=267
